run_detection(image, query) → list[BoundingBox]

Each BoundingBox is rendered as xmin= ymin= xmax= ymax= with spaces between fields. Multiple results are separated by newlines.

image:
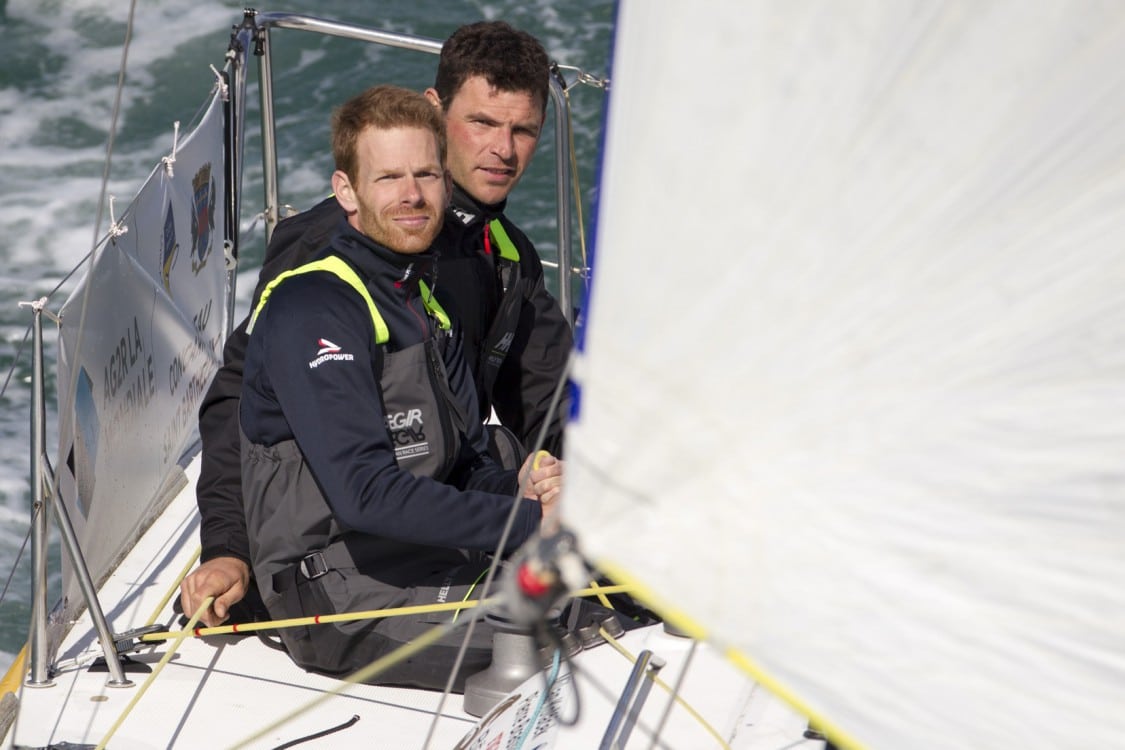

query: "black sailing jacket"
xmin=196 ymin=186 xmax=572 ymax=564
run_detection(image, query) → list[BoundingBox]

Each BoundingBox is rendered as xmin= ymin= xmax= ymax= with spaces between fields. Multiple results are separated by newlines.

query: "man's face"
xmin=332 ymin=126 xmax=451 ymax=254
xmin=438 ymin=75 xmax=544 ymax=206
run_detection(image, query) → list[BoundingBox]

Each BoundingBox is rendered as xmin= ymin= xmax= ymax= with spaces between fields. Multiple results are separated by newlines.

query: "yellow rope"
xmin=95 ymin=596 xmax=213 ymax=750
xmin=451 ymin=567 xmax=490 ymax=625
xmin=598 ymin=626 xmax=732 ymax=750
xmin=142 ymin=597 xmax=494 ymax=641
xmin=145 ymin=544 xmax=201 ymax=626
xmin=139 ymin=584 xmax=635 ymax=642
xmin=226 ymin=620 xmax=453 ymax=750
xmin=593 ymin=560 xmax=863 ymax=750
xmin=587 ymin=579 xmax=615 ymax=610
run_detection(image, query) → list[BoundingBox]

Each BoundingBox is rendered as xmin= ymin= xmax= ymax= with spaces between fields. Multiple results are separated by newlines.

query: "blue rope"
xmin=514 ymin=648 xmax=561 ymax=749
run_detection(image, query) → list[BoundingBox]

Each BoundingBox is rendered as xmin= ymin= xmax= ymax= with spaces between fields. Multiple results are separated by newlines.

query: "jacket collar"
xmin=447 ymin=183 xmax=507 ymax=228
xmin=331 ymin=219 xmax=437 ymax=287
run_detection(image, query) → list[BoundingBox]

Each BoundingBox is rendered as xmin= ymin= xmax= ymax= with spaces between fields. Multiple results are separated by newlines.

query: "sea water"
xmin=0 ymin=0 xmax=614 ymax=673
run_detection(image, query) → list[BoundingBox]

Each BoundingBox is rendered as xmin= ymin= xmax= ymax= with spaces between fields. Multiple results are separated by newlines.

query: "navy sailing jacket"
xmin=240 ymin=221 xmax=542 ymax=560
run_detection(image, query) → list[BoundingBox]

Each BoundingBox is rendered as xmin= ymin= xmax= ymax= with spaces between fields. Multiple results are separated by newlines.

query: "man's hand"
xmin=179 ymin=556 xmax=251 ymax=627
xmin=520 ymin=450 xmax=564 ymax=533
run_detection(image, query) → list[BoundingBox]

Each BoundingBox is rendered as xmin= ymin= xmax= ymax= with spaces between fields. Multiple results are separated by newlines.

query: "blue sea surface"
xmin=0 ymin=0 xmax=614 ymax=672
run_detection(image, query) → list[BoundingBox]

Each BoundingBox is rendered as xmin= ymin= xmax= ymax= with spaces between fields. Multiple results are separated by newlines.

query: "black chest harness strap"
xmin=480 ymin=219 xmax=531 ymax=397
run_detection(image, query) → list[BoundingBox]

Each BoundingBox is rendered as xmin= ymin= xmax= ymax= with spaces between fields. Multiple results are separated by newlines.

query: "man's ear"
xmin=332 ymin=170 xmax=358 ymax=213
xmin=424 ymin=87 xmax=442 ymax=110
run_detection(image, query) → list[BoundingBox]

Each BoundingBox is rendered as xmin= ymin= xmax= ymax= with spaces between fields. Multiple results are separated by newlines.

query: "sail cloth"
xmin=54 ymin=87 xmax=229 ymax=627
xmin=565 ymin=2 xmax=1125 ymax=748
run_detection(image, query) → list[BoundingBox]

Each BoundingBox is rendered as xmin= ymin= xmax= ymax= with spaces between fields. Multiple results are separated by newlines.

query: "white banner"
xmin=55 ymin=88 xmax=229 ymax=613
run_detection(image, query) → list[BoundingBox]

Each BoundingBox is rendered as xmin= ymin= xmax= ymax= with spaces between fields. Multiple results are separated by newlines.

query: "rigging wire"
xmin=0 ymin=519 xmax=34 ymax=610
xmin=421 ymin=353 xmax=576 ymax=750
xmin=61 ymin=0 xmax=139 ymax=454
xmin=0 ymin=328 xmax=31 ymax=407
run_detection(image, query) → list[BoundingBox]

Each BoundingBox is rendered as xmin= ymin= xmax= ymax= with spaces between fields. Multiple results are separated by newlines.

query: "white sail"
xmin=54 ymin=88 xmax=229 ymax=625
xmin=565 ymin=2 xmax=1125 ymax=748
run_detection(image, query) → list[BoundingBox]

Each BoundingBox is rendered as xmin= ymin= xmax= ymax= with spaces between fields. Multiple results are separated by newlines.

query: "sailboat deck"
xmin=10 ymin=456 xmax=818 ymax=749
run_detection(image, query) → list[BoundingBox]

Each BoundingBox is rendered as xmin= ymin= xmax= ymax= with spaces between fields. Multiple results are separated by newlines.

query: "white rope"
xmin=106 ymin=195 xmax=128 ymax=239
xmin=209 ymin=64 xmax=229 ymax=100
xmin=160 ymin=121 xmax=180 ymax=177
xmin=223 ymin=239 xmax=236 ymax=271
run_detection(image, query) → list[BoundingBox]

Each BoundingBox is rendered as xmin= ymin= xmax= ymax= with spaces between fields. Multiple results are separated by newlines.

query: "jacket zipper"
xmin=423 ymin=336 xmax=457 ymax=481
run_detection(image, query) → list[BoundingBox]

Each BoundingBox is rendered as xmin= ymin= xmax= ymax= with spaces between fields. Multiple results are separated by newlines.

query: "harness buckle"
xmin=299 ymin=551 xmax=330 ymax=580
